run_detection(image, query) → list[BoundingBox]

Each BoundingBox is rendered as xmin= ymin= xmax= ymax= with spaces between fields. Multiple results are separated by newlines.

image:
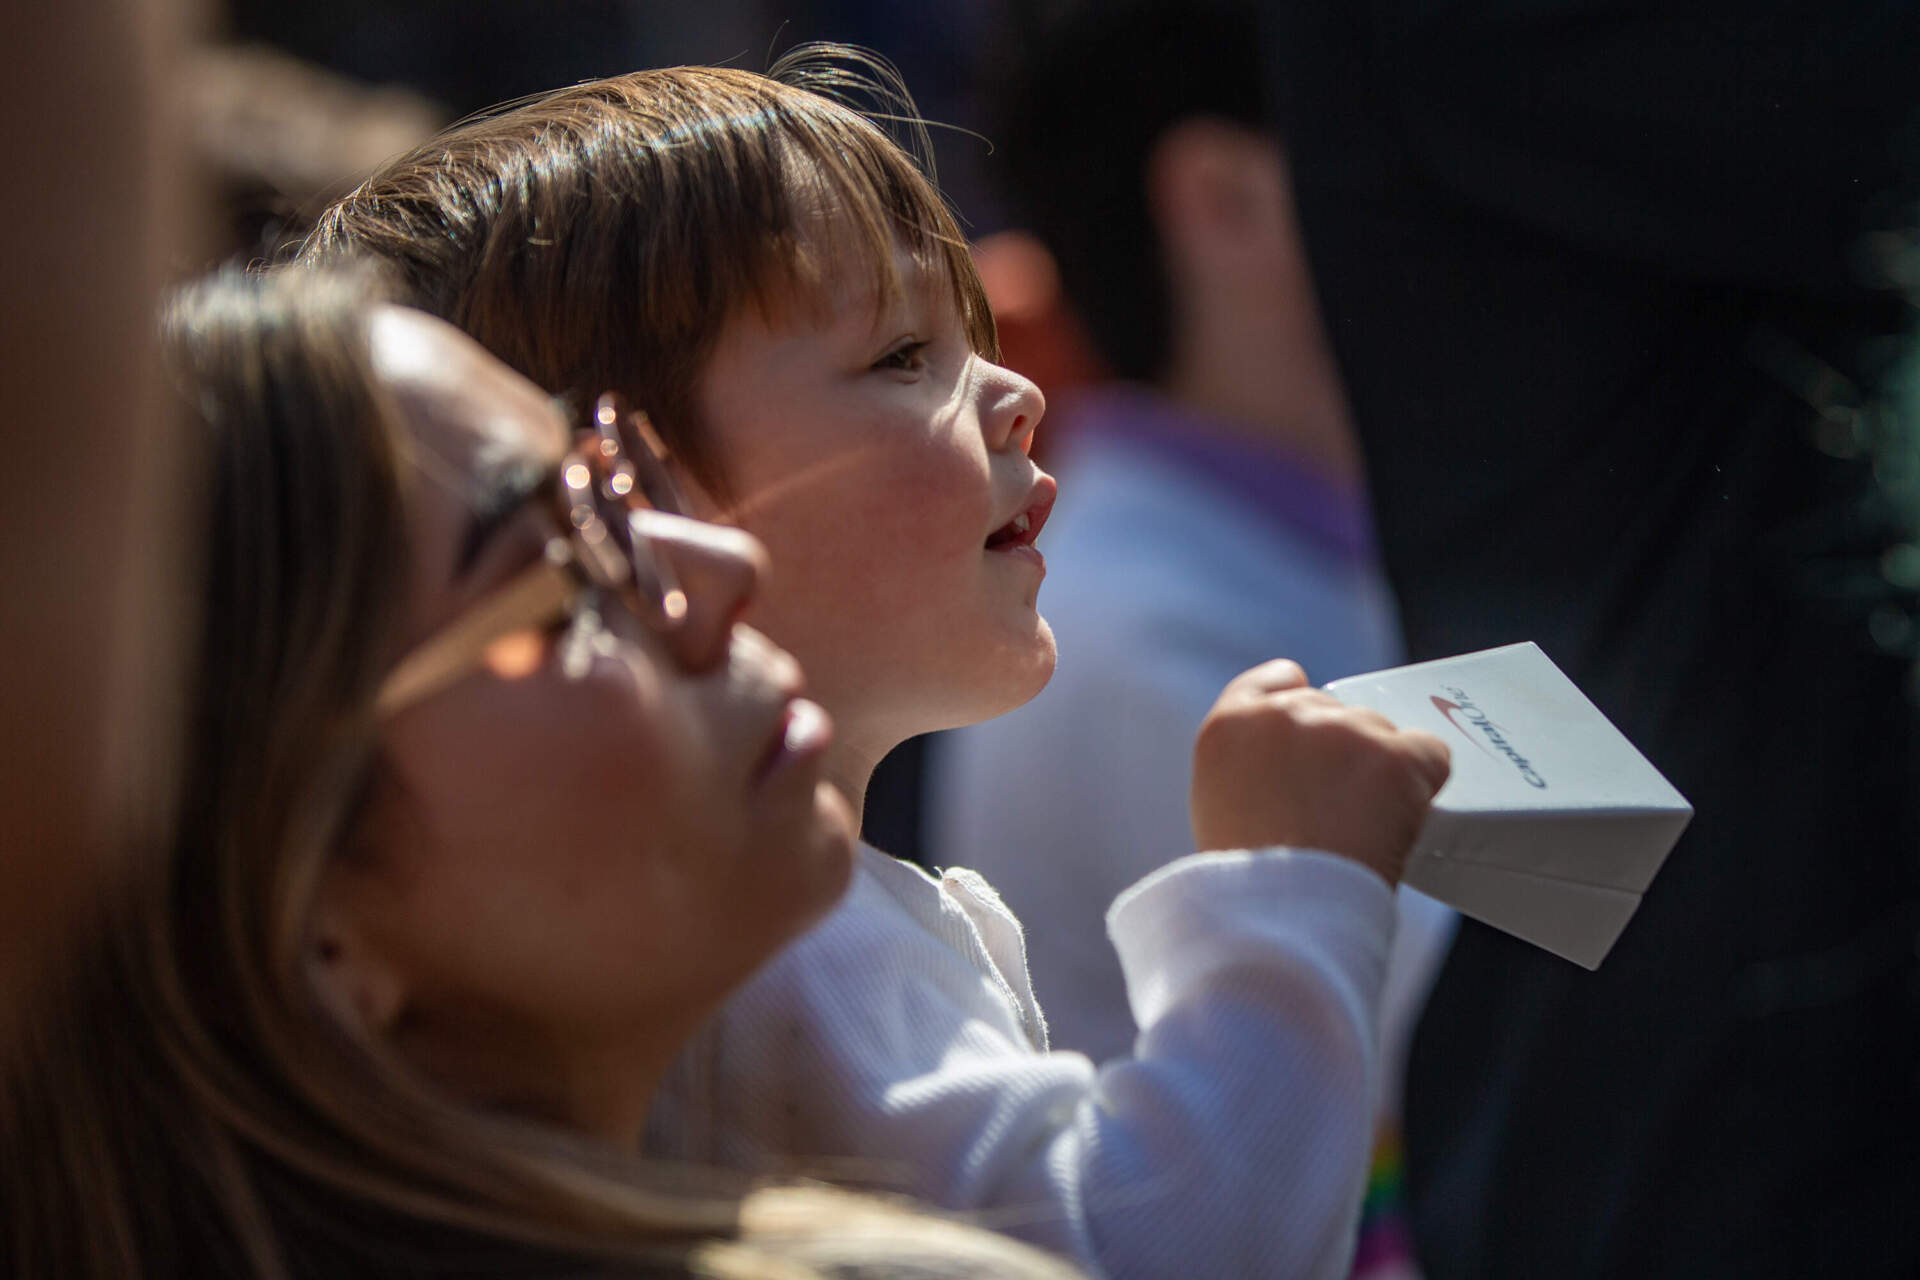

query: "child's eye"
xmin=874 ymin=340 xmax=930 ymax=374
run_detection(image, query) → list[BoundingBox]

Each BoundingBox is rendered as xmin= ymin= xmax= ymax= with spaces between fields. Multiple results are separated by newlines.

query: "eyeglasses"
xmin=375 ymin=393 xmax=689 ymax=717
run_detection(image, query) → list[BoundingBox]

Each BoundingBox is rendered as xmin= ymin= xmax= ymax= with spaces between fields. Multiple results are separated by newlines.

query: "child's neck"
xmin=828 ymin=767 xmax=871 ymax=835
xmin=823 ymin=726 xmax=901 ymax=846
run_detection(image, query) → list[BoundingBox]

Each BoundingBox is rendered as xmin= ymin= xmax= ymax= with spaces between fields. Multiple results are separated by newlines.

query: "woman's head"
xmin=323 ymin=302 xmax=859 ymax=1135
xmin=2 ymin=266 xmax=861 ymax=1276
xmin=305 ymin=52 xmax=1057 ymax=776
xmin=182 ymin=266 xmax=854 ymax=1135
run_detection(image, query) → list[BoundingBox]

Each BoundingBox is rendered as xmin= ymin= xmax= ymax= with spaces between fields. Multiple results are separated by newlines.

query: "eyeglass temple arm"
xmin=374 ymin=555 xmax=579 ymax=717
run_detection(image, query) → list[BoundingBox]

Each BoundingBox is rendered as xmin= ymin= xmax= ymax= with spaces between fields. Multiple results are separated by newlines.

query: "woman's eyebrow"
xmin=456 ymin=454 xmax=550 ymax=579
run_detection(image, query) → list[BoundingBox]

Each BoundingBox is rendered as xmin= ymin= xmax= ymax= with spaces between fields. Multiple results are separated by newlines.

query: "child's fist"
xmin=1190 ymin=659 xmax=1451 ymax=885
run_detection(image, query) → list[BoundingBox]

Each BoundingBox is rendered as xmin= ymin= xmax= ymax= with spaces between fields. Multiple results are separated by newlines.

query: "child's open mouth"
xmin=985 ymin=476 xmax=1057 ymax=552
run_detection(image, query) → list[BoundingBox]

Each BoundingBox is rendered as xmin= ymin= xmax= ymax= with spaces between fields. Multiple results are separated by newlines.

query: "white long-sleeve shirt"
xmin=646 ymin=843 xmax=1396 ymax=1279
xmin=926 ymin=393 xmax=1456 ymax=1122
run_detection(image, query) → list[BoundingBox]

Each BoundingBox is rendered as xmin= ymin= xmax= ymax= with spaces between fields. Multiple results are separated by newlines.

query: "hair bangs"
xmin=706 ymin=75 xmax=999 ymax=366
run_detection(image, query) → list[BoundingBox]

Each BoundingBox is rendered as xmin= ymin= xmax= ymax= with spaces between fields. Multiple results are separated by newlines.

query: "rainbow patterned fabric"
xmin=1351 ymin=1127 xmax=1420 ymax=1280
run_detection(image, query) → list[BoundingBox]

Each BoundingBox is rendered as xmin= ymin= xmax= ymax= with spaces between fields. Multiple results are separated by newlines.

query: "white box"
xmin=1326 ymin=642 xmax=1691 ymax=969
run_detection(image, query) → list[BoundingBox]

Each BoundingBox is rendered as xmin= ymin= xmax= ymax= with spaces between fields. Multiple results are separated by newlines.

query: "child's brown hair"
xmin=300 ymin=48 xmax=997 ymax=499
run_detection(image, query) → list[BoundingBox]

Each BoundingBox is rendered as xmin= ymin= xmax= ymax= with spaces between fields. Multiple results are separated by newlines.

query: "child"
xmin=934 ymin=6 xmax=1457 ymax=1274
xmin=302 ymin=49 xmax=1450 ymax=1279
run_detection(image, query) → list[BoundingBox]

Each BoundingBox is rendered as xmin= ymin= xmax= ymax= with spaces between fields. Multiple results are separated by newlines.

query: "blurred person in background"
xmin=1257 ymin=1 xmax=1920 ymax=1275
xmin=1 ymin=264 xmax=1082 ymax=1280
xmin=1 ymin=1 xmax=190 ymax=1028
xmin=928 ymin=4 xmax=1452 ymax=1272
xmin=186 ymin=43 xmax=445 ymax=262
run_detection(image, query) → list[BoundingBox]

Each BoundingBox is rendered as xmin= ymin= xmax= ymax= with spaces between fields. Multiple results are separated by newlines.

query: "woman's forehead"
xmin=368 ymin=307 xmax=567 ymax=468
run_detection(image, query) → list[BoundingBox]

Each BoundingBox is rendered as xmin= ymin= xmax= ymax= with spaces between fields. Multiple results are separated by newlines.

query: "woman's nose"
xmin=982 ymin=360 xmax=1046 ymax=454
xmin=631 ymin=509 xmax=768 ymax=672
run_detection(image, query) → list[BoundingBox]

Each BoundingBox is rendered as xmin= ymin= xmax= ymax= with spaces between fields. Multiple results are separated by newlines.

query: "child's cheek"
xmin=882 ymin=431 xmax=993 ymax=551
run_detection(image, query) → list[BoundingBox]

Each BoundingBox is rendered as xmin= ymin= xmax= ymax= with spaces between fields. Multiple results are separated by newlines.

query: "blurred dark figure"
xmin=1258 ymin=2 xmax=1920 ymax=1276
xmin=187 ymin=45 xmax=445 ymax=262
xmin=1 ymin=2 xmax=191 ymax=1025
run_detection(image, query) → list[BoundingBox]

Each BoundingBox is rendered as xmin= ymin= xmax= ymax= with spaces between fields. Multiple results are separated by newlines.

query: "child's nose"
xmin=983 ymin=361 xmax=1046 ymax=455
xmin=631 ymin=509 xmax=769 ymax=672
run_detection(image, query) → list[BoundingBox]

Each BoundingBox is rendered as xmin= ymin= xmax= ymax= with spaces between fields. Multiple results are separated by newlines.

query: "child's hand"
xmin=1190 ymin=659 xmax=1451 ymax=885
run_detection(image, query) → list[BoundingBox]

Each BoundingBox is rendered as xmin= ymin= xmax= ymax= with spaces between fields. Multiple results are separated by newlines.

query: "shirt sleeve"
xmin=932 ymin=632 xmax=1225 ymax=1064
xmin=792 ymin=850 xmax=1396 ymax=1280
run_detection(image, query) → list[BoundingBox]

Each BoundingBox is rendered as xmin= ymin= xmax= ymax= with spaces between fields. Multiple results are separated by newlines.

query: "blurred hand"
xmin=1190 ymin=659 xmax=1451 ymax=885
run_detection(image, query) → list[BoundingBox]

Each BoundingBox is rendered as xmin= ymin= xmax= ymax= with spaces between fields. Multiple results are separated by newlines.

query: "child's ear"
xmin=307 ymin=872 xmax=409 ymax=1038
xmin=1146 ymin=117 xmax=1294 ymax=290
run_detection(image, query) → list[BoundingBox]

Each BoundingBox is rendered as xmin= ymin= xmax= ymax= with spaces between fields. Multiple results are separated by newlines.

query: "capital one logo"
xmin=1430 ymin=687 xmax=1548 ymax=789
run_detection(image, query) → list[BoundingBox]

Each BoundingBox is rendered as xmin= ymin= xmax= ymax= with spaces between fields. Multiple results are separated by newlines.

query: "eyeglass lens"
xmin=576 ymin=393 xmax=688 ymax=629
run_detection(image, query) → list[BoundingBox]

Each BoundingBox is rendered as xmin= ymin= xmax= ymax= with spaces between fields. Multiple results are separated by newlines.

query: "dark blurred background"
xmin=206 ymin=0 xmax=1034 ymax=261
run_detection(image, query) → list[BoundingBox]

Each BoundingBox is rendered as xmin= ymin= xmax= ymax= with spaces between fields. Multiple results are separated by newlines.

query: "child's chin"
xmin=983 ymin=624 xmax=1058 ymax=717
xmin=923 ymin=618 xmax=1057 ymax=732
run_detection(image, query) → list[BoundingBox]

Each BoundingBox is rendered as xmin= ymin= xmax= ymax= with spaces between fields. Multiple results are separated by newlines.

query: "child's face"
xmin=693 ymin=244 xmax=1056 ymax=758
